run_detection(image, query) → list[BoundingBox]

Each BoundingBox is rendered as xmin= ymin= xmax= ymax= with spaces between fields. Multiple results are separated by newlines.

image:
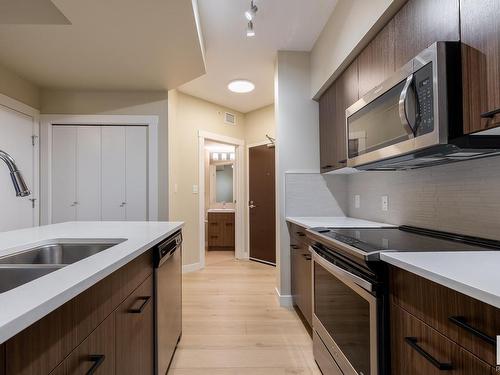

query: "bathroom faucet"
xmin=0 ymin=150 xmax=30 ymax=197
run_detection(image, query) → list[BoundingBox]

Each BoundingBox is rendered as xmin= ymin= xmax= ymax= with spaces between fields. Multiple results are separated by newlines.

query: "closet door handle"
xmin=120 ymin=202 xmax=127 ymax=207
xmin=86 ymin=354 xmax=105 ymax=375
xmin=448 ymin=316 xmax=496 ymax=345
xmin=404 ymin=337 xmax=452 ymax=370
xmin=128 ymin=296 xmax=151 ymax=314
xmin=70 ymin=201 xmax=78 ymax=207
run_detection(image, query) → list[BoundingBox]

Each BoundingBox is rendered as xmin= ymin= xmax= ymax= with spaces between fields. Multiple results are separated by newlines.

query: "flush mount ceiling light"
xmin=228 ymin=79 xmax=255 ymax=93
xmin=245 ymin=0 xmax=258 ymax=21
xmin=246 ymin=21 xmax=255 ymax=37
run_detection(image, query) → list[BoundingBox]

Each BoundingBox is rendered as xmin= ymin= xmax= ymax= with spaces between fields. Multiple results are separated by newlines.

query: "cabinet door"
xmin=319 ymin=83 xmax=337 ymax=172
xmin=358 ymin=19 xmax=396 ymax=97
xmin=394 ymin=0 xmax=459 ymax=68
xmin=391 ymin=304 xmax=492 ymax=375
xmin=101 ymin=126 xmax=126 ymax=220
xmin=76 ymin=127 xmax=101 ymax=221
xmin=125 ymin=126 xmax=147 ymax=221
xmin=298 ymin=247 xmax=312 ymax=325
xmin=291 ymin=245 xmax=302 ymax=309
xmin=115 ymin=275 xmax=154 ymax=375
xmin=335 ymin=61 xmax=359 ymax=167
xmin=461 ymin=0 xmax=500 ymax=133
xmin=52 ymin=126 xmax=77 ymax=223
xmin=54 ymin=313 xmax=115 ymax=375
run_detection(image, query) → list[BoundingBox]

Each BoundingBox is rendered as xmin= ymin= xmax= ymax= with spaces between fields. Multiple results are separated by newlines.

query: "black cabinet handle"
xmin=296 ymin=232 xmax=305 ymax=237
xmin=321 ymin=165 xmax=333 ymax=169
xmin=448 ymin=316 xmax=496 ymax=345
xmin=338 ymin=159 xmax=347 ymax=164
xmin=128 ymin=296 xmax=151 ymax=314
xmin=404 ymin=337 xmax=452 ymax=370
xmin=291 ymin=245 xmax=299 ymax=249
xmin=480 ymin=107 xmax=500 ymax=119
xmin=86 ymin=354 xmax=105 ymax=375
xmin=303 ymin=254 xmax=312 ymax=261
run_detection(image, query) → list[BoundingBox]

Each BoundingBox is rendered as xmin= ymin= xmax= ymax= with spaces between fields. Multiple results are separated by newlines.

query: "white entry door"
xmin=0 ymin=102 xmax=37 ymax=232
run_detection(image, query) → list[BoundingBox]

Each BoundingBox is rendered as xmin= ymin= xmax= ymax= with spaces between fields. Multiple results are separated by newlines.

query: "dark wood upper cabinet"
xmin=334 ymin=60 xmax=359 ymax=167
xmin=319 ymin=82 xmax=337 ymax=172
xmin=318 ymin=59 xmax=359 ymax=172
xmin=358 ymin=19 xmax=396 ymax=97
xmin=460 ymin=0 xmax=500 ymax=133
xmin=394 ymin=0 xmax=460 ymax=69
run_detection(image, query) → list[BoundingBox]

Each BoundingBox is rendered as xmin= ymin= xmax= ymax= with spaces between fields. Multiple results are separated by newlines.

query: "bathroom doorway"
xmin=197 ymin=131 xmax=244 ymax=269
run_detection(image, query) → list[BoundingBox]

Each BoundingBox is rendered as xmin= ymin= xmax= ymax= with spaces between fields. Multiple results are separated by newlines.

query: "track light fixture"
xmin=245 ymin=1 xmax=258 ymax=21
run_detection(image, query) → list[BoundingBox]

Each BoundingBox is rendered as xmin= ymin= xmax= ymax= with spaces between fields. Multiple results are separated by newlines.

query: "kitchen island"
xmin=0 ymin=221 xmax=183 ymax=375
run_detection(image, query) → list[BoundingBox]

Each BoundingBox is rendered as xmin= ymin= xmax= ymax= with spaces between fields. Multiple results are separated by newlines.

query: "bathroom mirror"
xmin=215 ymin=164 xmax=233 ymax=203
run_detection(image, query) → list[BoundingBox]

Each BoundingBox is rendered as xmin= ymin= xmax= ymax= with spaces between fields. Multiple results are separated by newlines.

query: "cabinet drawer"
xmin=51 ymin=313 xmax=115 ymax=375
xmin=390 ymin=267 xmax=500 ymax=365
xmin=6 ymin=250 xmax=152 ymax=375
xmin=115 ymin=275 xmax=154 ymax=375
xmin=391 ymin=304 xmax=492 ymax=375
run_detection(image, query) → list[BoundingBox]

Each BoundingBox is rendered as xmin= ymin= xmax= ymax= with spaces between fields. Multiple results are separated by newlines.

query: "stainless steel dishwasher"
xmin=154 ymin=230 xmax=182 ymax=375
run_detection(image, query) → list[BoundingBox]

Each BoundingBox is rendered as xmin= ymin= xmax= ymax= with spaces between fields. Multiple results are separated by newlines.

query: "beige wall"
xmin=244 ymin=104 xmax=275 ymax=145
xmin=0 ymin=63 xmax=40 ymax=109
xmin=40 ymin=89 xmax=169 ymax=220
xmin=310 ymin=0 xmax=404 ymax=98
xmin=168 ymin=90 xmax=247 ymax=266
xmin=169 ymin=91 xmax=276 ymax=266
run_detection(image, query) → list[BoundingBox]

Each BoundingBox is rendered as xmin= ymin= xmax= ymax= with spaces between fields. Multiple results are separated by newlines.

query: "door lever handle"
xmin=120 ymin=202 xmax=127 ymax=207
xmin=249 ymin=204 xmax=256 ymax=209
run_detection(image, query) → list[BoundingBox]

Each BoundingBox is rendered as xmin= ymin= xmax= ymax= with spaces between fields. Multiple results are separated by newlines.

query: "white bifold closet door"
xmin=52 ymin=126 xmax=101 ymax=223
xmin=52 ymin=125 xmax=147 ymax=223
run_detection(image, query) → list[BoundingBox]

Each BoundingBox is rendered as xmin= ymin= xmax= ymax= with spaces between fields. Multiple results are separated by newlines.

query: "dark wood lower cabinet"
xmin=2 ymin=250 xmax=154 ymax=375
xmin=115 ymin=275 xmax=154 ymax=375
xmin=51 ymin=313 xmax=116 ymax=375
xmin=391 ymin=303 xmax=492 ymax=375
xmin=208 ymin=212 xmax=235 ymax=251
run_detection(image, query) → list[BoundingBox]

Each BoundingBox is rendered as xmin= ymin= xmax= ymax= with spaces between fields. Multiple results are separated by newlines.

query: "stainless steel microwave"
xmin=345 ymin=41 xmax=500 ymax=170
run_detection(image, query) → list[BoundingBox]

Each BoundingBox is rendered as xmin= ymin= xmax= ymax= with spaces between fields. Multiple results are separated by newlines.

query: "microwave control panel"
xmin=414 ymin=63 xmax=434 ymax=136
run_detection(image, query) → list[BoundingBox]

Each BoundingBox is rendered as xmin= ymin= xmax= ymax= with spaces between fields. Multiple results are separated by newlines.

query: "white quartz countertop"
xmin=0 ymin=221 xmax=183 ymax=344
xmin=381 ymin=251 xmax=500 ymax=309
xmin=286 ymin=216 xmax=395 ymax=229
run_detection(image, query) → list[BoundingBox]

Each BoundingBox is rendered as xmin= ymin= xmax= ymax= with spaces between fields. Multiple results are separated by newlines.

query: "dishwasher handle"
xmin=155 ymin=231 xmax=182 ymax=267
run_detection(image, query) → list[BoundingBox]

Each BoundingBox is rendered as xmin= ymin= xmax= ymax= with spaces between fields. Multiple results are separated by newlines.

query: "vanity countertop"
xmin=207 ymin=208 xmax=235 ymax=213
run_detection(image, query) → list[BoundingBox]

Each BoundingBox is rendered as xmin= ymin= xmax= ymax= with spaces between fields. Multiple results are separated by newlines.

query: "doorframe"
xmin=246 ymin=140 xmax=276 ymax=264
xmin=0 ymin=93 xmax=40 ymax=227
xmin=198 ymin=130 xmax=245 ymax=270
xmin=40 ymin=114 xmax=159 ymax=224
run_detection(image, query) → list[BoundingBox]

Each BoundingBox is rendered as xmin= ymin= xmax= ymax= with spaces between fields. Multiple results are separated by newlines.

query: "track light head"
xmin=245 ymin=1 xmax=258 ymax=21
xmin=246 ymin=21 xmax=255 ymax=37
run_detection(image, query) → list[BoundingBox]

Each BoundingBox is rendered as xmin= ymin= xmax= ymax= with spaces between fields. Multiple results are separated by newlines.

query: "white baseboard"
xmin=182 ymin=262 xmax=201 ymax=273
xmin=275 ymin=287 xmax=293 ymax=307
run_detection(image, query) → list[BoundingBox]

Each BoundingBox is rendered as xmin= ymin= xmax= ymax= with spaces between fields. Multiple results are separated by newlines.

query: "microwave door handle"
xmin=399 ymin=74 xmax=415 ymax=138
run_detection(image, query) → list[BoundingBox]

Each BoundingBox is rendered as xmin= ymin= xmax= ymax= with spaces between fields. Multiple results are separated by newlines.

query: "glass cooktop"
xmin=311 ymin=226 xmax=500 ymax=254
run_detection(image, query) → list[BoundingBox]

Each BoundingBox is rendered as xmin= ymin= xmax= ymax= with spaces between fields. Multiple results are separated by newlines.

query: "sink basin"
xmin=0 ymin=266 xmax=64 ymax=293
xmin=0 ymin=239 xmax=125 ymax=265
xmin=0 ymin=239 xmax=125 ymax=293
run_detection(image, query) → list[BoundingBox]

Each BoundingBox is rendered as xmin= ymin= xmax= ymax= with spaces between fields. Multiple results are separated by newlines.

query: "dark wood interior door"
xmin=249 ymin=144 xmax=276 ymax=264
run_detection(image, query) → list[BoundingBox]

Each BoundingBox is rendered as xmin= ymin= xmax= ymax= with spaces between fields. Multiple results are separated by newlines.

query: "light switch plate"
xmin=192 ymin=185 xmax=199 ymax=194
xmin=381 ymin=195 xmax=389 ymax=211
xmin=354 ymin=195 xmax=361 ymax=209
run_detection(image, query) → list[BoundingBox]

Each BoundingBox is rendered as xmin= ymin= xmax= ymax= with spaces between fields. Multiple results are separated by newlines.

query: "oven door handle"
xmin=311 ymin=247 xmax=373 ymax=292
xmin=399 ymin=73 xmax=416 ymax=138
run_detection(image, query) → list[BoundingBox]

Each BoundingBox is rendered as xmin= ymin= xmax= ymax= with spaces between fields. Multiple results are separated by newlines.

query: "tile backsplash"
xmin=285 ymin=173 xmax=347 ymax=217
xmin=341 ymin=156 xmax=500 ymax=240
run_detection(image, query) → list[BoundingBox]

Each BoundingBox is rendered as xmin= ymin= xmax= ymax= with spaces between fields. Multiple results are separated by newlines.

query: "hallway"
xmin=168 ymin=251 xmax=321 ymax=374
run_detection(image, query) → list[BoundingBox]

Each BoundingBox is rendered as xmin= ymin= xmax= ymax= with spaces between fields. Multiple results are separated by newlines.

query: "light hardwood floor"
xmin=168 ymin=251 xmax=321 ymax=375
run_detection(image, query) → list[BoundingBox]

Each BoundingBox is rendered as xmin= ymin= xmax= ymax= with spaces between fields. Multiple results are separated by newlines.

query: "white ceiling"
xmin=0 ymin=0 xmax=206 ymax=91
xmin=179 ymin=0 xmax=338 ymax=113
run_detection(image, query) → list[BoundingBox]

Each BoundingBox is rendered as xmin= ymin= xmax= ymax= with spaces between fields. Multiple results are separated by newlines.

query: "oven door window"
xmin=347 ymin=79 xmax=411 ymax=158
xmin=314 ymin=262 xmax=371 ymax=375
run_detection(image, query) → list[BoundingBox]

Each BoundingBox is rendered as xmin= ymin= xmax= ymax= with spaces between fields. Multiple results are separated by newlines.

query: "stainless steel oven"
xmin=311 ymin=244 xmax=385 ymax=375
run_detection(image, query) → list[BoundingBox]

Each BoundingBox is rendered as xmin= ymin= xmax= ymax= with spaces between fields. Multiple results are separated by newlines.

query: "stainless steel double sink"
xmin=0 ymin=239 xmax=125 ymax=293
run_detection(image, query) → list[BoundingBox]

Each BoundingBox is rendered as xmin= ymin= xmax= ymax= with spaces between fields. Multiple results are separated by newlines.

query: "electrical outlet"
xmin=381 ymin=195 xmax=389 ymax=211
xmin=354 ymin=195 xmax=361 ymax=209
